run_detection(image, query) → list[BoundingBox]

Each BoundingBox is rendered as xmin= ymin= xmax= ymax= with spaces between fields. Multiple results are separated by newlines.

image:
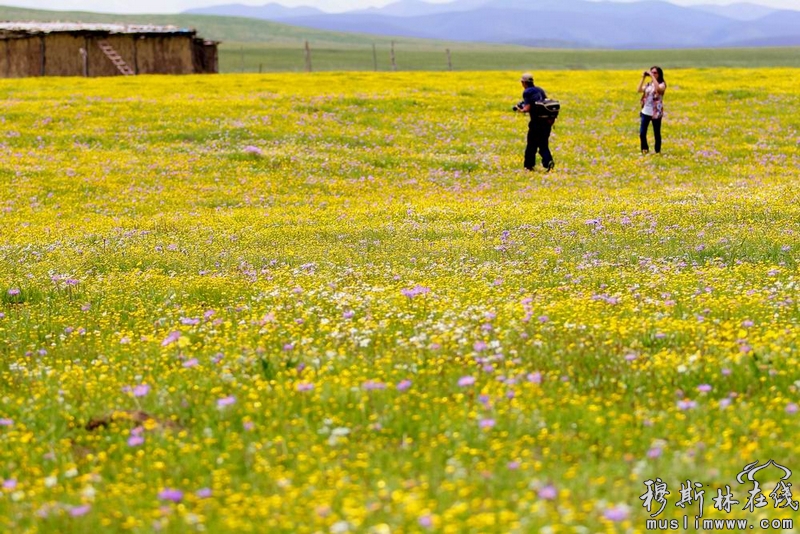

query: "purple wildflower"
xmin=418 ymin=515 xmax=433 ymax=528
xmin=401 ymin=285 xmax=431 ymax=298
xmin=457 ymin=376 xmax=476 ymax=387
xmin=396 ymin=380 xmax=412 ymax=392
xmin=158 ymin=488 xmax=184 ymax=503
xmin=161 ymin=331 xmax=181 ymax=347
xmin=697 ymin=384 xmax=712 ymax=393
xmin=69 ymin=505 xmax=91 ymax=517
xmin=647 ymin=447 xmax=662 ymax=459
xmin=677 ymin=399 xmax=697 ymax=411
xmin=182 ymin=358 xmax=198 ymax=368
xmin=527 ymin=372 xmax=542 ymax=384
xmin=127 ymin=435 xmax=144 ymax=447
xmin=132 ymin=384 xmax=150 ymax=397
xmin=196 ymin=488 xmax=212 ymax=499
xmin=296 ymin=382 xmax=314 ymax=392
xmin=0 ymin=418 xmax=13 ymax=426
xmin=180 ymin=317 xmax=199 ymax=326
xmin=479 ymin=418 xmax=496 ymax=429
xmin=217 ymin=395 xmax=236 ymax=408
xmin=8 ymin=288 xmax=20 ymax=296
xmin=243 ymin=145 xmax=263 ymax=156
xmin=362 ymin=380 xmax=386 ymax=391
xmin=786 ymin=403 xmax=798 ymax=415
xmin=604 ymin=505 xmax=629 ymax=521
xmin=539 ymin=485 xmax=557 ymax=500
xmin=473 ymin=340 xmax=487 ymax=352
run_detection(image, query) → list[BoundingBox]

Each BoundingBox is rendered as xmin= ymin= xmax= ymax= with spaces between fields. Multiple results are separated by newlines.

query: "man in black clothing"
xmin=515 ymin=73 xmax=554 ymax=172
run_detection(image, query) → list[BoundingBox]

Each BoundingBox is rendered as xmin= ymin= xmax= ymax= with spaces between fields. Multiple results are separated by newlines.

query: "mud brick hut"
xmin=0 ymin=22 xmax=218 ymax=77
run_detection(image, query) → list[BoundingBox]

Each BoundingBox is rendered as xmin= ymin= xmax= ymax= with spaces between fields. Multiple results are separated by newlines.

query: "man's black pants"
xmin=524 ymin=119 xmax=553 ymax=170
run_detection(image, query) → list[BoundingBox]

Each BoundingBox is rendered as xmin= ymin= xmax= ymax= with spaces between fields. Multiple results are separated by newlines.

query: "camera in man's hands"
xmin=513 ymin=100 xmax=526 ymax=112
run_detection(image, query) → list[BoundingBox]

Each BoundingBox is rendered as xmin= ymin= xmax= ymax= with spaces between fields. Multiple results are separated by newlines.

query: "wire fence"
xmin=218 ymin=41 xmax=485 ymax=73
xmin=217 ymin=42 xmax=800 ymax=74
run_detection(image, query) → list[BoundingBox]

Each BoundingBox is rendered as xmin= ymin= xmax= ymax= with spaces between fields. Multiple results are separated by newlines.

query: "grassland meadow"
xmin=1 ymin=69 xmax=800 ymax=533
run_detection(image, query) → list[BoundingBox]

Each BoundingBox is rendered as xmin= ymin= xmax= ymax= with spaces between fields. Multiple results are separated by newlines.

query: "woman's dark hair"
xmin=651 ymin=66 xmax=665 ymax=84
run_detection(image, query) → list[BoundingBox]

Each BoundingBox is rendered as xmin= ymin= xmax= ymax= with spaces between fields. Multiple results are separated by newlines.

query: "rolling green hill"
xmin=1 ymin=5 xmax=799 ymax=73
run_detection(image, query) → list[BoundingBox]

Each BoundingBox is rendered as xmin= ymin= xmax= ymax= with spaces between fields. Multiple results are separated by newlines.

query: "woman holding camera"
xmin=637 ymin=66 xmax=666 ymax=154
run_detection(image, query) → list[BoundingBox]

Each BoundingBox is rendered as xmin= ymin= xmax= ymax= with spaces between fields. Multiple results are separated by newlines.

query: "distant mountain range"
xmin=184 ymin=0 xmax=800 ymax=48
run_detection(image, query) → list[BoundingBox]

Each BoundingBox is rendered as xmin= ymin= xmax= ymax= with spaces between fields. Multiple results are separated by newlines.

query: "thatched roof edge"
xmin=0 ymin=22 xmax=198 ymax=36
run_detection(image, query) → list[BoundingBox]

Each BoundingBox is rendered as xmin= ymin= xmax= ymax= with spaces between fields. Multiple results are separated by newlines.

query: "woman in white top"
xmin=637 ymin=66 xmax=666 ymax=154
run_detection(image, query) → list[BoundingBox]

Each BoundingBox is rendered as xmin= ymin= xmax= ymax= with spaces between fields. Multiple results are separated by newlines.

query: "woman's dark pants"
xmin=640 ymin=112 xmax=662 ymax=153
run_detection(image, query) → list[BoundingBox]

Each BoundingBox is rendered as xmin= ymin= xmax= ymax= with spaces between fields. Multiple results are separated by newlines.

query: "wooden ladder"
xmin=97 ymin=40 xmax=135 ymax=76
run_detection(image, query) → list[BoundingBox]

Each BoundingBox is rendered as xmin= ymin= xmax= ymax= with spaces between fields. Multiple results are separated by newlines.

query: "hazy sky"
xmin=4 ymin=0 xmax=799 ymax=15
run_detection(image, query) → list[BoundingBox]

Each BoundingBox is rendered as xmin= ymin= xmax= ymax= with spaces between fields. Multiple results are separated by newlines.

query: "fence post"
xmin=390 ymin=40 xmax=397 ymax=71
xmin=305 ymin=40 xmax=312 ymax=72
xmin=240 ymin=46 xmax=244 ymax=72
xmin=446 ymin=48 xmax=452 ymax=71
xmin=259 ymin=63 xmax=263 ymax=74
xmin=372 ymin=43 xmax=377 ymax=71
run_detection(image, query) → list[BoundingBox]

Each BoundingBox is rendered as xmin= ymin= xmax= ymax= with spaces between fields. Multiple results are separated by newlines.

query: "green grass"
xmin=0 ymin=67 xmax=800 ymax=533
xmin=1 ymin=5 xmax=800 ymax=72
xmin=220 ymin=42 xmax=800 ymax=73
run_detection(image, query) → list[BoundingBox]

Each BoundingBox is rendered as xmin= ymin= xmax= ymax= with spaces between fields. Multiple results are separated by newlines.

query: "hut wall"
xmin=86 ymin=34 xmax=136 ymax=76
xmin=0 ymin=41 xmax=7 ymax=77
xmin=135 ymin=35 xmax=194 ymax=74
xmin=43 ymin=33 xmax=84 ymax=76
xmin=193 ymin=39 xmax=218 ymax=74
xmin=5 ymin=36 xmax=43 ymax=77
xmin=0 ymin=31 xmax=213 ymax=77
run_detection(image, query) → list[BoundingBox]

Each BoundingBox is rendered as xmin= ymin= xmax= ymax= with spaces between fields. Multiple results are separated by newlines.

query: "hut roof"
xmin=0 ymin=22 xmax=196 ymax=36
